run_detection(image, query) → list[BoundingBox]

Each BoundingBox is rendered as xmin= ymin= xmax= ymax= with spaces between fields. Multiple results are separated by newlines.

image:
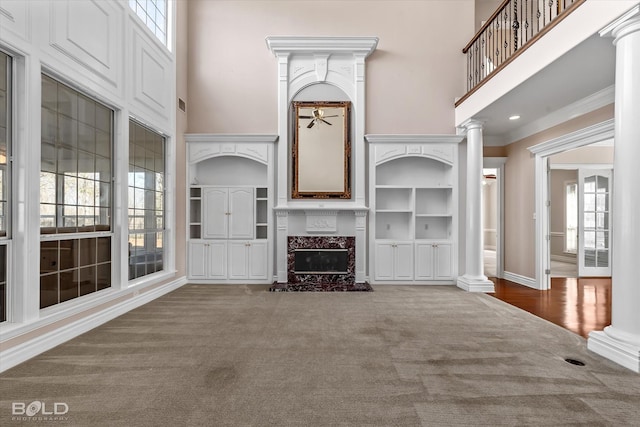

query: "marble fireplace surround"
xmin=269 ymin=235 xmax=372 ymax=291
xmin=287 ymin=236 xmax=355 ymax=285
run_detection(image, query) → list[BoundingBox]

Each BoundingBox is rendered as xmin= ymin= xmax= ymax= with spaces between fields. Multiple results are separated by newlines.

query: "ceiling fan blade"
xmin=323 ymin=115 xmax=339 ymax=118
xmin=320 ymin=119 xmax=332 ymax=125
xmin=307 ymin=120 xmax=315 ymax=129
xmin=299 ymin=115 xmax=314 ymax=119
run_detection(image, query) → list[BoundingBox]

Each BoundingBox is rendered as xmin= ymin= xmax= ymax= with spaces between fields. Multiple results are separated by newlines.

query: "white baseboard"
xmin=588 ymin=331 xmax=640 ymax=373
xmin=503 ymin=271 xmax=537 ymax=289
xmin=0 ymin=276 xmax=187 ymax=373
xmin=457 ymin=275 xmax=495 ymax=293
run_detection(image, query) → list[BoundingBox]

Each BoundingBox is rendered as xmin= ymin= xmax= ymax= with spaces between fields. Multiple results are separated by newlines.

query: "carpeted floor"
xmin=1 ymin=285 xmax=639 ymax=426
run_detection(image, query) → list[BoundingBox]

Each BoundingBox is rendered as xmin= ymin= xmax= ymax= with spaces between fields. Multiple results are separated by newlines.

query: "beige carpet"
xmin=1 ymin=285 xmax=639 ymax=426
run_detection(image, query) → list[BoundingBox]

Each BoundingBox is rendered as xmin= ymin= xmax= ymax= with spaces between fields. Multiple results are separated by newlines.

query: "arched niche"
xmin=194 ymin=155 xmax=268 ymax=186
xmin=376 ymin=156 xmax=453 ymax=187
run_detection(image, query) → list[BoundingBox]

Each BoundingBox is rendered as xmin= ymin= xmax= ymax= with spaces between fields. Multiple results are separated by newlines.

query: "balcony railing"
xmin=457 ymin=0 xmax=585 ymax=105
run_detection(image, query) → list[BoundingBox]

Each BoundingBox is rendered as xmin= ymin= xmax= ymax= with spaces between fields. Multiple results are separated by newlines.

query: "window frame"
xmin=127 ymin=119 xmax=166 ymax=282
xmin=0 ymin=50 xmax=12 ymax=323
xmin=128 ymin=0 xmax=169 ymax=48
xmin=39 ymin=73 xmax=115 ymax=310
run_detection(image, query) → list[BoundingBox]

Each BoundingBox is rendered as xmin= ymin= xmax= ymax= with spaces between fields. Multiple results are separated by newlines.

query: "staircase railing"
xmin=457 ymin=0 xmax=585 ymax=106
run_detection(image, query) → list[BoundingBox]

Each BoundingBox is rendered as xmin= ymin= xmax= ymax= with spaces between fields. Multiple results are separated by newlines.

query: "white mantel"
xmin=266 ymin=36 xmax=378 ymax=283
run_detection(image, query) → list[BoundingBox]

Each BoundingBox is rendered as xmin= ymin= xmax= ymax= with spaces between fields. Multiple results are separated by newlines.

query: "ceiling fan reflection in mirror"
xmin=299 ymin=107 xmax=339 ymax=128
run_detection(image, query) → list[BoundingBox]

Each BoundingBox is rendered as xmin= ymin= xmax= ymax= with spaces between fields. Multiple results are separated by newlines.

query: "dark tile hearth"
xmin=269 ymin=281 xmax=373 ymax=292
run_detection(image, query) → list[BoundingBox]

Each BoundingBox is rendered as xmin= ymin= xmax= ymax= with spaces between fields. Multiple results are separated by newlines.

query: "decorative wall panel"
xmin=131 ymin=22 xmax=172 ymax=121
xmin=50 ymin=0 xmax=120 ymax=86
xmin=0 ymin=0 xmax=30 ymax=42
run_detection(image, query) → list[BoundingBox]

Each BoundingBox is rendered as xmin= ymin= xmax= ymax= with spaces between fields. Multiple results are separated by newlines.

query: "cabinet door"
xmin=188 ymin=242 xmax=207 ymax=278
xmin=203 ymin=188 xmax=228 ymax=239
xmin=207 ymin=241 xmax=227 ymax=279
xmin=248 ymin=241 xmax=268 ymax=280
xmin=415 ymin=243 xmax=434 ymax=280
xmin=374 ymin=243 xmax=394 ymax=281
xmin=394 ymin=243 xmax=414 ymax=280
xmin=228 ymin=241 xmax=249 ymax=279
xmin=433 ymin=243 xmax=452 ymax=280
xmin=228 ymin=187 xmax=254 ymax=239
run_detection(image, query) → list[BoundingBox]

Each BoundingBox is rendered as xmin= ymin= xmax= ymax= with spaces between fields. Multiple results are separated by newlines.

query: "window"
xmin=0 ymin=52 xmax=11 ymax=322
xmin=129 ymin=0 xmax=168 ymax=46
xmin=565 ymin=181 xmax=578 ymax=254
xmin=128 ymin=120 xmax=165 ymax=280
xmin=40 ymin=75 xmax=113 ymax=309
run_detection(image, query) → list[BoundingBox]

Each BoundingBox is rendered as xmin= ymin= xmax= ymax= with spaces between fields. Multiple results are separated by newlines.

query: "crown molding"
xmin=185 ymin=134 xmax=278 ymax=144
xmin=265 ymin=36 xmax=379 ymax=57
xmin=527 ymin=119 xmax=614 ymax=155
xmin=364 ymin=134 xmax=465 ymax=144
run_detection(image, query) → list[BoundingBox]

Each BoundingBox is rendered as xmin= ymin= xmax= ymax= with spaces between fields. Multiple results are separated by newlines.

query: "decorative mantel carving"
xmin=305 ymin=210 xmax=338 ymax=233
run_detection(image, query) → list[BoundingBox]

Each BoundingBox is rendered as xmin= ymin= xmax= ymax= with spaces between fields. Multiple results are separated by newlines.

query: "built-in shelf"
xmin=255 ymin=188 xmax=268 ymax=239
xmin=369 ymin=140 xmax=458 ymax=282
xmin=190 ymin=187 xmax=203 ymax=239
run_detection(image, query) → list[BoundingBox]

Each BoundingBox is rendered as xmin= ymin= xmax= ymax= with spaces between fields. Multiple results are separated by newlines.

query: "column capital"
xmin=458 ymin=119 xmax=484 ymax=133
xmin=599 ymin=6 xmax=640 ymax=43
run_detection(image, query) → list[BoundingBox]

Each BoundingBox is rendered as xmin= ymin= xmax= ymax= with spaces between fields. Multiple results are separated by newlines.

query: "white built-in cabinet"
xmin=367 ymin=137 xmax=460 ymax=284
xmin=203 ymin=187 xmax=254 ymax=240
xmin=185 ymin=136 xmax=275 ymax=283
xmin=189 ymin=186 xmax=268 ymax=281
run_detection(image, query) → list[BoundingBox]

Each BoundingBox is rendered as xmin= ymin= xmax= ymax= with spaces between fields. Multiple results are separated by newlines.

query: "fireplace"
xmin=294 ymin=249 xmax=349 ymax=274
xmin=269 ymin=235 xmax=371 ymax=291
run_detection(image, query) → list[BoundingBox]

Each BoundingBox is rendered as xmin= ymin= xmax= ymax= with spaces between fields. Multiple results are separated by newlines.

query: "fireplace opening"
xmin=294 ymin=249 xmax=349 ymax=274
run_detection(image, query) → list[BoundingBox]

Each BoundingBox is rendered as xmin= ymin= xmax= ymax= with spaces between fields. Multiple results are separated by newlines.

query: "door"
xmin=374 ymin=243 xmax=394 ymax=280
xmin=248 ymin=241 xmax=268 ymax=280
xmin=228 ymin=187 xmax=254 ymax=239
xmin=203 ymin=188 xmax=228 ymax=239
xmin=207 ymin=241 xmax=227 ymax=279
xmin=188 ymin=242 xmax=207 ymax=278
xmin=433 ymin=243 xmax=452 ymax=280
xmin=394 ymin=243 xmax=414 ymax=280
xmin=228 ymin=241 xmax=249 ymax=279
xmin=415 ymin=243 xmax=434 ymax=280
xmin=578 ymin=169 xmax=612 ymax=277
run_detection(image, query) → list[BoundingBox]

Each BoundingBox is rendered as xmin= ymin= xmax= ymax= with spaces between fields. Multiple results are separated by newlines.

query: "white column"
xmin=354 ymin=210 xmax=367 ymax=282
xmin=275 ymin=210 xmax=289 ymax=283
xmin=457 ymin=120 xmax=494 ymax=292
xmin=276 ymin=54 xmax=289 ymax=208
xmin=589 ymin=14 xmax=640 ymax=373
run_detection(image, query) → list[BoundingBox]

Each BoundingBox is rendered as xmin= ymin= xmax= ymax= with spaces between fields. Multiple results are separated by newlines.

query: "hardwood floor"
xmin=488 ymin=277 xmax=611 ymax=338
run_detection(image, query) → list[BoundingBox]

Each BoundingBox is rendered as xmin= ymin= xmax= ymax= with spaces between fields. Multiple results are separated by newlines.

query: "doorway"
xmin=482 ymin=158 xmax=506 ymax=279
xmin=530 ymin=119 xmax=614 ymax=290
xmin=548 ymin=168 xmax=578 ymax=278
xmin=482 ymin=168 xmax=498 ymax=277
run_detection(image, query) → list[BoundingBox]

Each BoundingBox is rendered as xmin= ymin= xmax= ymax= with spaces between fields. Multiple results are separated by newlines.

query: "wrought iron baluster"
xmin=513 ymin=0 xmax=519 ymax=52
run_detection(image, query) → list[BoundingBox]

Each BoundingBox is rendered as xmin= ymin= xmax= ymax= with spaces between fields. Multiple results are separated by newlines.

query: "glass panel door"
xmin=578 ymin=169 xmax=612 ymax=277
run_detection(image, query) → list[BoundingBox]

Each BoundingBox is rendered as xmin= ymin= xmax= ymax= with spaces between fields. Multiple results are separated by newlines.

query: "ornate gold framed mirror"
xmin=292 ymin=101 xmax=351 ymax=199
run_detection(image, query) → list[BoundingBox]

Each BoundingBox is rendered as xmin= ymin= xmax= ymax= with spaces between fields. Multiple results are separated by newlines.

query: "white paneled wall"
xmin=0 ymin=0 xmax=178 ymax=371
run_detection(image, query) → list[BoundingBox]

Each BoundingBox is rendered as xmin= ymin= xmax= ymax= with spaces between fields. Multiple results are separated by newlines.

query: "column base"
xmin=588 ymin=329 xmax=640 ymax=373
xmin=457 ymin=275 xmax=495 ymax=293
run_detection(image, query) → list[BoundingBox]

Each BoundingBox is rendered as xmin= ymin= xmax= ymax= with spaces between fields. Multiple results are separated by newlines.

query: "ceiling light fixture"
xmin=509 ymin=115 xmax=521 ymax=121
